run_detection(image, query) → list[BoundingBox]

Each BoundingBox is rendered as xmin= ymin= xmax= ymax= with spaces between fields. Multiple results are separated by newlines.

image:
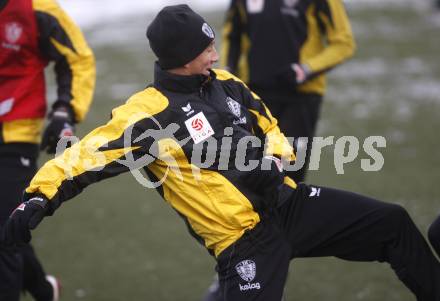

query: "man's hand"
xmin=2 ymin=197 xmax=50 ymax=245
xmin=278 ymin=63 xmax=310 ymax=86
xmin=291 ymin=63 xmax=309 ymax=84
xmin=245 ymin=156 xmax=286 ymax=209
xmin=261 ymin=156 xmax=285 ymax=195
xmin=41 ymin=106 xmax=75 ymax=154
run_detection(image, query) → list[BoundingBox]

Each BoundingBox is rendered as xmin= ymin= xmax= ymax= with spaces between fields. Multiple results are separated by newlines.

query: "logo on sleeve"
xmin=235 ymin=259 xmax=261 ymax=291
xmin=185 ymin=112 xmax=214 ymax=144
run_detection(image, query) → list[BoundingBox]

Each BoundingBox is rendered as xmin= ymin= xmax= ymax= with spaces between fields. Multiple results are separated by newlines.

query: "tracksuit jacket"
xmin=24 ymin=64 xmax=296 ymax=257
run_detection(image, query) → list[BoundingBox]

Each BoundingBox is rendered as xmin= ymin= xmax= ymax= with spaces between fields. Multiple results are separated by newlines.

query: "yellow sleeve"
xmin=303 ymin=0 xmax=356 ymax=73
xmin=25 ymin=88 xmax=169 ymax=203
xmin=33 ymin=0 xmax=96 ymax=122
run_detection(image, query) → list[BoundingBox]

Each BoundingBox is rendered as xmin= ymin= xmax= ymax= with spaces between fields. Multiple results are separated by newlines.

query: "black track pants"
xmin=0 ymin=155 xmax=53 ymax=301
xmin=216 ymin=184 xmax=440 ymax=301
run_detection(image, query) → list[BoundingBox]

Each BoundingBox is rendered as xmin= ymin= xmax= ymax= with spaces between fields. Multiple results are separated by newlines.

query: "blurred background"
xmin=27 ymin=0 xmax=440 ymax=300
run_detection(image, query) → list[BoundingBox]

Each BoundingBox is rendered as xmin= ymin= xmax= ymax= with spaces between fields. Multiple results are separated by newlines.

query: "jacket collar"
xmin=153 ymin=62 xmax=216 ymax=93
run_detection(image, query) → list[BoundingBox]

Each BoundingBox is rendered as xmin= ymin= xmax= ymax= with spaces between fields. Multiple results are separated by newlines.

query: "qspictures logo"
xmin=52 ymin=112 xmax=388 ymax=189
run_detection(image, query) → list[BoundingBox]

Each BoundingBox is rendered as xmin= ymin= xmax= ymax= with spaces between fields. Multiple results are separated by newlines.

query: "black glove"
xmin=260 ymin=155 xmax=284 ymax=185
xmin=41 ymin=105 xmax=75 ymax=154
xmin=2 ymin=196 xmax=50 ymax=245
xmin=245 ymin=156 xmax=285 ymax=209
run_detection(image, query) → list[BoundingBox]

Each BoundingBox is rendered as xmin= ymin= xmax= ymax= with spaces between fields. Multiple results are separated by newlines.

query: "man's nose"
xmin=212 ymin=47 xmax=219 ymax=62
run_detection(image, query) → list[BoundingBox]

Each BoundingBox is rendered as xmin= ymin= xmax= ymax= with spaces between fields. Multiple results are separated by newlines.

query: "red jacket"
xmin=0 ymin=0 xmax=48 ymax=122
xmin=0 ymin=0 xmax=95 ymax=147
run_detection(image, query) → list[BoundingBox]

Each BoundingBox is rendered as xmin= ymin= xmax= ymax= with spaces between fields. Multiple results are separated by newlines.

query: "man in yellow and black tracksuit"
xmin=2 ymin=5 xmax=440 ymax=301
xmin=221 ymin=0 xmax=355 ymax=183
xmin=0 ymin=0 xmax=95 ymax=300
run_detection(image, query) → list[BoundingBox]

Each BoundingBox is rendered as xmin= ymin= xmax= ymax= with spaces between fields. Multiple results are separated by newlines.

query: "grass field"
xmin=25 ymin=4 xmax=440 ymax=301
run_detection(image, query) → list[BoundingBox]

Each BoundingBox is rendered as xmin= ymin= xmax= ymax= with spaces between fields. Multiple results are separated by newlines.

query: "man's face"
xmin=185 ymin=41 xmax=219 ymax=76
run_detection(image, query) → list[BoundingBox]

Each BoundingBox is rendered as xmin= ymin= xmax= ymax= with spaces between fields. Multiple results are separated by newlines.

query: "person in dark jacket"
xmin=221 ymin=0 xmax=355 ymax=183
xmin=2 ymin=5 xmax=440 ymax=301
xmin=204 ymin=1 xmax=355 ymax=298
xmin=0 ymin=0 xmax=95 ymax=300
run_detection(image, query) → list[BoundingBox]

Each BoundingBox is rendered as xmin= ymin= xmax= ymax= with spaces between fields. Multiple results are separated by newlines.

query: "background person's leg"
xmin=276 ymin=94 xmax=322 ymax=183
xmin=0 ymin=245 xmax=22 ymax=301
xmin=0 ymin=155 xmax=53 ymax=301
xmin=21 ymin=244 xmax=54 ymax=301
xmin=252 ymin=87 xmax=322 ymax=183
xmin=279 ymin=183 xmax=440 ymax=301
xmin=0 ymin=156 xmax=29 ymax=301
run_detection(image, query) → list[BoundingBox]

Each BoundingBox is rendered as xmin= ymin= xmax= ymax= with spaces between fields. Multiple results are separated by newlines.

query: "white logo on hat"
xmin=202 ymin=23 xmax=214 ymax=39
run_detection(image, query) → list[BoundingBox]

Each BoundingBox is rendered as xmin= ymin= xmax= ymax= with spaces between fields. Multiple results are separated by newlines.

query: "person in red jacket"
xmin=0 ymin=0 xmax=95 ymax=300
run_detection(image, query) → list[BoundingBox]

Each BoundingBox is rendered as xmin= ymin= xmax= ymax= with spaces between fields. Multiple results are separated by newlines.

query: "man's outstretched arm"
xmin=1 ymin=88 xmax=169 ymax=244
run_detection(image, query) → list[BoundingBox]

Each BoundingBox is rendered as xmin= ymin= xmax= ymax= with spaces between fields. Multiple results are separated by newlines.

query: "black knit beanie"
xmin=146 ymin=4 xmax=215 ymax=70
